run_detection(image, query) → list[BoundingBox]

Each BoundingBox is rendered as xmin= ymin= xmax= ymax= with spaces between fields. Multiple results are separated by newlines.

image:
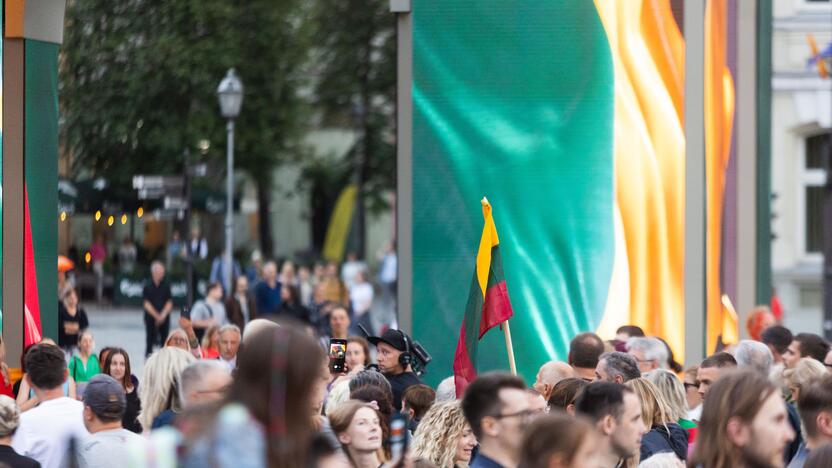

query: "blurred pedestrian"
xmin=138 ymin=347 xmax=195 ymax=431
xmin=0 ymin=338 xmax=12 ymax=398
xmin=546 ymin=377 xmax=588 ymax=415
xmin=210 ymin=249 xmax=241 ymax=295
xmin=784 ymin=333 xmax=830 ymax=369
xmin=518 ymin=413 xmax=600 ymax=468
xmin=187 ymin=227 xmax=208 ymax=260
xmin=68 ymin=331 xmax=101 ymax=385
xmin=190 ymin=282 xmax=227 ymax=342
xmin=595 ymin=352 xmax=641 ymax=384
xmin=178 ymin=361 xmax=232 ymax=408
xmin=77 ymin=375 xmax=143 ymax=467
xmin=341 ymin=252 xmax=367 ymax=291
xmin=142 ymin=261 xmax=173 ymax=357
xmin=690 ymin=370 xmax=795 ymax=468
xmin=783 ymin=358 xmax=828 ymax=403
xmin=346 ymin=337 xmax=371 ymax=374
xmin=58 ymin=286 xmax=89 ymax=352
xmin=645 ymin=370 xmax=695 ymax=442
xmin=568 ymin=333 xmax=605 ymax=381
xmin=762 ymin=325 xmax=793 ymax=367
xmin=12 ymin=343 xmax=88 ymax=468
xmin=226 ymin=275 xmax=257 ymax=332
xmin=696 ymin=352 xmax=736 ymax=402
xmin=298 ymin=265 xmax=314 ymax=307
xmin=330 ymin=307 xmax=351 ymax=341
xmin=117 ymin=237 xmax=137 ymax=274
xmin=792 ymin=375 xmax=832 ymax=468
xmin=533 ymin=361 xmax=576 ymax=401
xmin=279 ymin=285 xmax=311 ymax=324
xmin=167 ymin=230 xmax=185 ymax=267
xmin=322 ymin=261 xmax=349 ymax=307
xmin=102 ymin=348 xmax=141 ymax=434
xmin=217 ymin=325 xmax=242 ymax=371
xmin=200 ymin=325 xmax=221 ymax=359
xmin=625 ymin=378 xmax=687 ymax=462
xmin=160 ymin=322 xmax=326 ymax=467
xmin=411 ymin=401 xmax=476 ymax=468
xmin=626 ymin=337 xmax=668 ymax=374
xmin=683 ymin=366 xmax=701 ymax=421
xmin=402 ymin=385 xmax=436 ymax=433
xmin=746 ymin=306 xmax=776 ymax=342
xmin=0 ymin=395 xmax=39 ymax=468
xmin=254 ymin=261 xmax=282 ymax=316
xmin=90 ymin=235 xmax=107 ymax=303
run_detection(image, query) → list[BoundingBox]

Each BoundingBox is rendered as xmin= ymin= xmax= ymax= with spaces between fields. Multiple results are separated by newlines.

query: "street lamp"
xmin=217 ymin=68 xmax=243 ymax=295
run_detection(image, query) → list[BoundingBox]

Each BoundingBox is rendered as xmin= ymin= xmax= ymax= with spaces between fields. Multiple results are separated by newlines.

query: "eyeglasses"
xmin=493 ymin=409 xmax=537 ymax=423
xmin=684 ymin=383 xmax=698 ymax=391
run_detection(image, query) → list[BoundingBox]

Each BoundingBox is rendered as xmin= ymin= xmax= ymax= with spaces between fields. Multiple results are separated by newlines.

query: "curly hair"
xmin=411 ymin=401 xmax=472 ymax=468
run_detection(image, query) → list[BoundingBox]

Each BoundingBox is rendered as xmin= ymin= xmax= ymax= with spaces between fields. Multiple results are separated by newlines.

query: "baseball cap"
xmin=367 ymin=329 xmax=410 ymax=352
xmin=83 ymin=374 xmax=126 ymax=419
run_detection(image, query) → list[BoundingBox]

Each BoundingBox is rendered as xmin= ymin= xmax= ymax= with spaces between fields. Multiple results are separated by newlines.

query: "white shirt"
xmin=341 ymin=261 xmax=367 ymax=290
xmin=219 ymin=356 xmax=237 ymax=371
xmin=78 ymin=428 xmax=144 ymax=468
xmin=191 ymin=299 xmax=227 ymax=326
xmin=12 ymin=396 xmax=88 ymax=468
xmin=350 ymin=282 xmax=374 ymax=316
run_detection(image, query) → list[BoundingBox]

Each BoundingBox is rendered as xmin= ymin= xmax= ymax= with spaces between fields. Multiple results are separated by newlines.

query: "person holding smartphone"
xmin=368 ymin=330 xmax=423 ymax=411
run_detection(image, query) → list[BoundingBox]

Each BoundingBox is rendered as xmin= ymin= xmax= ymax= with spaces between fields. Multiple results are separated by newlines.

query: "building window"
xmin=804 ymin=132 xmax=831 ymax=254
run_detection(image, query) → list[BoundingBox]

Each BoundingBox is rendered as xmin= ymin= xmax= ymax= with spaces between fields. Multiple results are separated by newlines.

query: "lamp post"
xmin=217 ymin=68 xmax=243 ymax=296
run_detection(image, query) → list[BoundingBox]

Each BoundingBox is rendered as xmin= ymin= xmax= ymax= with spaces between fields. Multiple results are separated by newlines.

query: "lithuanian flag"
xmin=453 ymin=198 xmax=514 ymax=397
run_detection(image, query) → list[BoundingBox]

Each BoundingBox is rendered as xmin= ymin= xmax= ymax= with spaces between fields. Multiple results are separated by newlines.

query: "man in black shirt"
xmin=142 ymin=261 xmax=173 ymax=357
xmin=368 ymin=329 xmax=422 ymax=411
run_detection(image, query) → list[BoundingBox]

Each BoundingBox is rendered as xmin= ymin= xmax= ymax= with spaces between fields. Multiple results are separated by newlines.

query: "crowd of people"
xmin=2 ymin=292 xmax=832 ymax=468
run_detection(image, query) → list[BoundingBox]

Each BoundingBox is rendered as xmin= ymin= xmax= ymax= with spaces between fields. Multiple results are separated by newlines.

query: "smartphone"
xmin=389 ymin=412 xmax=409 ymax=463
xmin=180 ymin=306 xmax=191 ymax=320
xmin=328 ymin=338 xmax=348 ymax=373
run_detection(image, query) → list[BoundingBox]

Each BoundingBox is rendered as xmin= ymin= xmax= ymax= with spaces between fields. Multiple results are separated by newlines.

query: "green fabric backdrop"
xmin=412 ymin=0 xmax=615 ymax=386
xmin=25 ymin=40 xmax=60 ymax=340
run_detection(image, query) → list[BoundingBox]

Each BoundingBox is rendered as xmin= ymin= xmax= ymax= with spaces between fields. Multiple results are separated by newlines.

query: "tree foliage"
xmin=311 ymin=0 xmax=397 ymax=214
xmin=61 ymin=0 xmax=313 ymax=257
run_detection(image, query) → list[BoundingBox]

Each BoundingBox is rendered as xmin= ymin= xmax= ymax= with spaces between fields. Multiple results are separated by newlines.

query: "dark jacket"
xmin=225 ymin=293 xmax=258 ymax=331
xmin=640 ymin=422 xmax=688 ymax=462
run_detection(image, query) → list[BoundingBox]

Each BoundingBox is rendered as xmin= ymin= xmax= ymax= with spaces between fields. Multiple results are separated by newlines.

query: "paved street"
xmin=85 ymin=304 xmax=182 ymax=376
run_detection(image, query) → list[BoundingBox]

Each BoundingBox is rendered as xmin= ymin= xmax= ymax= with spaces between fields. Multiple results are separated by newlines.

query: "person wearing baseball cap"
xmin=77 ymin=375 xmax=143 ymax=467
xmin=368 ymin=329 xmax=423 ymax=411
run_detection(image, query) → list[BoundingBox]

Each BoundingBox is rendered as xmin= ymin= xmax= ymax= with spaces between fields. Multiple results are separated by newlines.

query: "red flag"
xmin=24 ymin=188 xmax=43 ymax=347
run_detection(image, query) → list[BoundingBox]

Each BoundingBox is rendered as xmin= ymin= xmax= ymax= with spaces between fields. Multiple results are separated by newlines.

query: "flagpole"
xmin=503 ymin=320 xmax=517 ymax=375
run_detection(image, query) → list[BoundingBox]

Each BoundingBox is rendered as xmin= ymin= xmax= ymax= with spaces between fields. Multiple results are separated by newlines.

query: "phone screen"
xmin=329 ymin=339 xmax=347 ymax=373
xmin=389 ymin=413 xmax=408 ymax=462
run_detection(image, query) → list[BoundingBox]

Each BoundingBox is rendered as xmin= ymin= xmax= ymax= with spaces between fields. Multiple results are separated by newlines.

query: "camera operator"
xmin=368 ymin=329 xmax=423 ymax=411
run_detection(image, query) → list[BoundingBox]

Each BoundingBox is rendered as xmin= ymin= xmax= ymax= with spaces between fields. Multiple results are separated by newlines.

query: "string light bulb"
xmin=107 ymin=215 xmax=114 ymax=226
xmin=95 ymin=210 xmax=102 ymax=221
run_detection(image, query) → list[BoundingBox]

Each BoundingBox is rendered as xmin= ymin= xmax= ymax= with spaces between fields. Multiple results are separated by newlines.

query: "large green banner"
xmin=412 ymin=1 xmax=615 ymax=385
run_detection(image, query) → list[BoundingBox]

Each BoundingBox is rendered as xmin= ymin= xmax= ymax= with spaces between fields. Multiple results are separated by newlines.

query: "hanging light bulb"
xmin=95 ymin=210 xmax=102 ymax=221
xmin=137 ymin=207 xmax=144 ymax=218
xmin=60 ymin=211 xmax=67 ymax=222
xmin=121 ymin=214 xmax=128 ymax=225
xmin=107 ymin=215 xmax=114 ymax=226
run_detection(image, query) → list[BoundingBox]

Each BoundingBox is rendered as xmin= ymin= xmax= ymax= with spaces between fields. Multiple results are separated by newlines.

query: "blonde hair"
xmin=625 ymin=377 xmax=672 ymax=428
xmin=325 ymin=379 xmax=353 ymax=417
xmin=0 ymin=395 xmax=20 ymax=437
xmin=201 ymin=324 xmax=221 ymax=350
xmin=411 ymin=401 xmax=472 ymax=468
xmin=137 ymin=347 xmax=196 ymax=431
xmin=645 ymin=369 xmax=688 ymax=422
xmin=783 ymin=358 xmax=828 ymax=392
